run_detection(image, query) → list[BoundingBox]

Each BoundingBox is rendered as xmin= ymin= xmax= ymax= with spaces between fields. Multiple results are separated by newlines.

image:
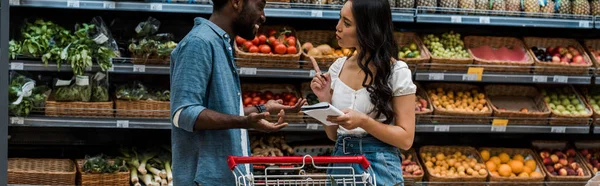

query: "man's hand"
xmin=265 ymin=99 xmax=307 ymax=114
xmin=247 ymin=110 xmax=288 ymax=133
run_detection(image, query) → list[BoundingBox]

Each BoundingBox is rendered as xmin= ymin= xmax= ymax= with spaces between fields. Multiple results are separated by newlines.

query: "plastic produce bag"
xmin=134 ymin=17 xmax=161 ymax=38
xmin=91 ymin=72 xmax=109 ymax=102
xmin=90 ymin=16 xmax=121 ymax=57
xmin=54 ymin=75 xmax=92 ymax=102
xmin=116 ymin=82 xmax=148 ymax=101
xmin=9 ymin=73 xmax=37 ymax=117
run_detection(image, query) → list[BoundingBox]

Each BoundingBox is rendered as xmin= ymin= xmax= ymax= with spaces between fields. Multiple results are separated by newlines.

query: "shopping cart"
xmin=228 ymin=155 xmax=376 ymax=186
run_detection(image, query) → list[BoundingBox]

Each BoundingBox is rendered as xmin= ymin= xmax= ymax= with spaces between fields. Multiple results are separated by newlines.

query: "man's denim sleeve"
xmin=170 ymin=37 xmax=212 ymax=132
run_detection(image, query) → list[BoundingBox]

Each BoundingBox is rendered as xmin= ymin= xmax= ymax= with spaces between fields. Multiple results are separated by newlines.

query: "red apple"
xmin=566 ymin=149 xmax=577 ymax=157
xmin=581 ymin=149 xmax=589 ymax=156
xmin=571 ymin=50 xmax=580 ymax=56
xmin=555 ymin=46 xmax=564 ymax=54
xmin=547 ymin=165 xmax=555 ymax=173
xmin=554 ymin=53 xmax=562 ymax=57
xmin=560 ymin=159 xmax=569 ymax=166
xmin=555 ymin=163 xmax=564 ymax=170
xmin=559 ymin=168 xmax=568 ymax=176
xmin=556 ymin=151 xmax=566 ymax=158
xmin=544 ymin=157 xmax=554 ymax=165
xmin=559 ymin=48 xmax=569 ymax=55
xmin=567 ymin=169 xmax=577 ymax=176
xmin=565 ymin=53 xmax=573 ymax=59
xmin=573 ymin=55 xmax=584 ymax=63
xmin=541 ymin=151 xmax=551 ymax=158
xmin=570 ymin=162 xmax=579 ymax=169
xmin=551 ymin=155 xmax=560 ymax=163
xmin=561 ymin=57 xmax=570 ymax=63
xmin=577 ymin=168 xmax=585 ymax=176
xmin=568 ymin=157 xmax=575 ymax=164
xmin=552 ymin=56 xmax=561 ymax=62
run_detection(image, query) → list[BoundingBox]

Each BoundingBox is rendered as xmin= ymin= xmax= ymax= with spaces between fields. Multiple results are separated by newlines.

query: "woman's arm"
xmin=360 ymin=94 xmax=416 ymax=150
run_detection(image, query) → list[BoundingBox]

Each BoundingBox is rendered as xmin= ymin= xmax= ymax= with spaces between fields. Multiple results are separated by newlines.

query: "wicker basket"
xmin=115 ymin=99 xmax=170 ymax=119
xmin=235 ymin=25 xmax=301 ymax=69
xmin=419 ymin=146 xmax=487 ymax=186
xmin=76 ymin=159 xmax=130 ymax=186
xmin=465 ymin=36 xmax=534 ymax=73
xmin=538 ymin=85 xmax=592 ymax=126
xmin=484 ymin=85 xmax=550 ymax=125
xmin=584 ymin=40 xmax=600 ymax=73
xmin=524 ymin=37 xmax=593 ymax=75
xmin=395 ymin=32 xmax=431 ymax=65
xmin=478 ymin=147 xmax=546 ymax=186
xmin=531 ymin=141 xmax=593 ymax=186
xmin=242 ymin=83 xmax=304 ymax=123
xmin=45 ymin=94 xmax=114 ymax=118
xmin=578 ymin=87 xmax=600 ymax=126
xmin=573 ymin=141 xmax=600 ymax=175
xmin=426 ymin=83 xmax=492 ymax=124
xmin=296 ymin=30 xmax=339 ymax=69
xmin=401 ymin=149 xmax=425 ymax=185
xmin=130 ymin=54 xmax=170 ymax=65
xmin=415 ymin=83 xmax=434 ymax=123
xmin=421 ymin=34 xmax=473 ymax=72
xmin=8 ymin=158 xmax=77 ymax=185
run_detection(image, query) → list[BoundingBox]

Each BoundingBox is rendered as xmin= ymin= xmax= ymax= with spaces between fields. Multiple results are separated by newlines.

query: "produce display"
xmin=541 ymin=88 xmax=590 ymax=116
xmin=128 ymin=17 xmax=178 ymax=63
xmin=120 ymin=147 xmax=172 ymax=186
xmin=242 ymin=90 xmax=299 ymax=107
xmin=423 ymin=31 xmax=470 ymax=59
xmin=81 ymin=154 xmax=128 ymax=174
xmin=586 ymin=92 xmax=600 ymax=112
xmin=397 ymin=42 xmax=421 ymax=59
xmin=250 ymin=135 xmax=294 ymax=157
xmin=54 ymin=75 xmax=92 ymax=102
xmin=236 ymin=27 xmax=298 ymax=55
xmin=8 ymin=74 xmax=49 ymax=117
xmin=415 ymin=95 xmax=430 ymax=112
xmin=530 ymin=46 xmax=587 ymax=64
xmin=116 ymin=82 xmax=170 ymax=102
xmin=479 ymin=149 xmax=544 ymax=178
xmin=428 ymin=87 xmax=489 ymax=113
xmin=470 ymin=45 xmax=528 ymax=62
xmin=538 ymin=148 xmax=586 ymax=176
xmin=586 ymin=45 xmax=600 ymax=61
xmin=420 ymin=151 xmax=488 ymax=177
xmin=580 ymin=148 xmax=600 ymax=174
xmin=401 ymin=151 xmax=424 ymax=176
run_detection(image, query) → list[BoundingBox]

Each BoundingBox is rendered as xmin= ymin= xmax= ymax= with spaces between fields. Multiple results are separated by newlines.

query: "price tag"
xmin=428 ymin=73 xmax=444 ymax=80
xmin=116 ymin=120 xmax=130 ymax=128
xmin=103 ymin=1 xmax=115 ymax=9
xmin=532 ymin=75 xmax=548 ymax=83
xmin=492 ymin=119 xmax=509 ymax=126
xmin=462 ymin=74 xmax=478 ymax=81
xmin=479 ymin=16 xmax=490 ymax=24
xmin=553 ymin=75 xmax=568 ymax=83
xmin=306 ymin=124 xmax=319 ymax=130
xmin=467 ymin=67 xmax=484 ymax=81
xmin=10 ymin=117 xmax=24 ymax=125
xmin=10 ymin=62 xmax=24 ymax=70
xmin=239 ymin=67 xmax=257 ymax=75
xmin=150 ymin=3 xmax=162 ymax=10
xmin=491 ymin=126 xmax=507 ymax=132
xmin=311 ymin=10 xmax=323 ymax=17
xmin=67 ymin=0 xmax=80 ymax=7
xmin=434 ymin=125 xmax=450 ymax=132
xmin=451 ymin=16 xmax=462 ymax=23
xmin=551 ymin=126 xmax=566 ymax=133
xmin=579 ymin=21 xmax=591 ymax=28
xmin=9 ymin=0 xmax=20 ymax=6
xmin=309 ymin=70 xmax=316 ymax=77
xmin=133 ymin=65 xmax=146 ymax=72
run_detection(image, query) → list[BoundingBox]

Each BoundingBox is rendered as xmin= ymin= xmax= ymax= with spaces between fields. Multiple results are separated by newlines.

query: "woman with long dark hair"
xmin=310 ymin=0 xmax=416 ymax=184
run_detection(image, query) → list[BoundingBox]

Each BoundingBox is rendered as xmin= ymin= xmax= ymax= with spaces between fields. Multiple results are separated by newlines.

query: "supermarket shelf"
xmin=416 ymin=124 xmax=591 ymax=134
xmin=9 ymin=59 xmax=171 ymax=74
xmin=8 ymin=116 xmax=171 ymax=129
xmin=595 ymin=125 xmax=600 ymax=134
xmin=415 ymin=7 xmax=595 ymax=29
xmin=415 ymin=71 xmax=593 ymax=84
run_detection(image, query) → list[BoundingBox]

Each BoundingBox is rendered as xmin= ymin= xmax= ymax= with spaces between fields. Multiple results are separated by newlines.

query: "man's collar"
xmin=194 ymin=17 xmax=230 ymax=39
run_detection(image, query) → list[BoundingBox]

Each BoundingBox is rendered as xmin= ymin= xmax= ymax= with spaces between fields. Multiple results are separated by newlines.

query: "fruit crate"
xmin=578 ymin=87 xmax=600 ymax=126
xmin=421 ymin=33 xmax=474 ymax=72
xmin=425 ymin=83 xmax=493 ymax=124
xmin=484 ymin=85 xmax=550 ymax=125
xmin=524 ymin=37 xmax=593 ymax=75
xmin=419 ymin=146 xmax=488 ymax=186
xmin=241 ymin=83 xmax=304 ymax=123
xmin=538 ymin=85 xmax=592 ymax=126
xmin=8 ymin=158 xmax=77 ymax=185
xmin=583 ymin=39 xmax=600 ymax=74
xmin=465 ymin=36 xmax=535 ymax=73
xmin=478 ymin=147 xmax=546 ymax=186
xmin=401 ymin=149 xmax=425 ymax=185
xmin=531 ymin=141 xmax=593 ymax=186
xmin=296 ymin=30 xmax=342 ymax=70
xmin=234 ymin=25 xmax=301 ymax=69
xmin=573 ymin=141 xmax=600 ymax=175
xmin=395 ymin=32 xmax=431 ymax=65
xmin=300 ymin=82 xmax=319 ymax=124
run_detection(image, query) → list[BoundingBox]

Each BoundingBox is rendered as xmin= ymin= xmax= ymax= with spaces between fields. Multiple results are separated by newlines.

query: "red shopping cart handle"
xmin=228 ymin=156 xmax=371 ymax=170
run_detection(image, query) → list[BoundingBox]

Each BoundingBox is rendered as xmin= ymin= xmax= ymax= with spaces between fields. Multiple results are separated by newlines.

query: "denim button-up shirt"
xmin=170 ymin=17 xmax=250 ymax=186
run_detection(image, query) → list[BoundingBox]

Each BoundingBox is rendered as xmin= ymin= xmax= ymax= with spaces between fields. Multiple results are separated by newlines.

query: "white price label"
xmin=451 ymin=16 xmax=462 ymax=23
xmin=434 ymin=125 xmax=450 ymax=132
xmin=579 ymin=21 xmax=591 ymax=28
xmin=311 ymin=10 xmax=323 ymax=17
xmin=532 ymin=75 xmax=547 ymax=83
xmin=491 ymin=126 xmax=507 ymax=132
xmin=428 ymin=73 xmax=444 ymax=80
xmin=479 ymin=16 xmax=490 ymax=24
xmin=133 ymin=65 xmax=146 ymax=72
xmin=239 ymin=67 xmax=257 ymax=75
xmin=309 ymin=70 xmax=316 ymax=77
xmin=306 ymin=124 xmax=319 ymax=130
xmin=103 ymin=1 xmax=116 ymax=9
xmin=462 ymin=74 xmax=478 ymax=81
xmin=150 ymin=3 xmax=162 ymax=10
xmin=9 ymin=0 xmax=20 ymax=6
xmin=67 ymin=0 xmax=80 ymax=7
xmin=551 ymin=126 xmax=566 ymax=133
xmin=116 ymin=120 xmax=130 ymax=128
xmin=553 ymin=75 xmax=568 ymax=83
xmin=10 ymin=117 xmax=24 ymax=125
xmin=10 ymin=62 xmax=24 ymax=70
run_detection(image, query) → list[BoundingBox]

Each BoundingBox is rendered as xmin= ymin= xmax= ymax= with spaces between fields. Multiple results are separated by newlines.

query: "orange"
xmin=513 ymin=154 xmax=525 ymax=162
xmin=498 ymin=164 xmax=512 ymax=177
xmin=480 ymin=150 xmax=490 ymax=161
xmin=518 ymin=172 xmax=529 ymax=178
xmin=499 ymin=153 xmax=510 ymax=164
xmin=486 ymin=161 xmax=497 ymax=172
xmin=523 ymin=166 xmax=533 ymax=174
xmin=508 ymin=160 xmax=524 ymax=174
xmin=490 ymin=156 xmax=502 ymax=166
xmin=525 ymin=159 xmax=537 ymax=170
xmin=491 ymin=171 xmax=500 ymax=177
xmin=530 ymin=172 xmax=543 ymax=178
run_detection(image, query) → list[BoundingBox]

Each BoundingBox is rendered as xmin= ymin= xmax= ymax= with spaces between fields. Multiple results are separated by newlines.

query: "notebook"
xmin=301 ymin=102 xmax=344 ymax=126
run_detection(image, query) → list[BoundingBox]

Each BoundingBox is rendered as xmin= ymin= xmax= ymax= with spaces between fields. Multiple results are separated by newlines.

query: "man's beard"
xmin=233 ymin=7 xmax=256 ymax=40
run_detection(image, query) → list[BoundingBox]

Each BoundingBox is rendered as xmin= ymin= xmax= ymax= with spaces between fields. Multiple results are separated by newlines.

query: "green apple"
xmin=562 ymin=110 xmax=571 ymax=115
xmin=551 ymin=94 xmax=558 ymax=100
xmin=591 ymin=99 xmax=597 ymax=104
xmin=593 ymin=95 xmax=600 ymax=100
xmin=552 ymin=99 xmax=561 ymax=106
xmin=580 ymin=110 xmax=589 ymax=115
xmin=562 ymin=98 xmax=571 ymax=106
xmin=556 ymin=105 xmax=566 ymax=112
xmin=568 ymin=94 xmax=577 ymax=100
xmin=549 ymin=103 xmax=556 ymax=110
xmin=567 ymin=105 xmax=576 ymax=111
xmin=593 ymin=104 xmax=600 ymax=111
xmin=576 ymin=104 xmax=586 ymax=111
xmin=544 ymin=97 xmax=551 ymax=103
xmin=571 ymin=98 xmax=579 ymax=105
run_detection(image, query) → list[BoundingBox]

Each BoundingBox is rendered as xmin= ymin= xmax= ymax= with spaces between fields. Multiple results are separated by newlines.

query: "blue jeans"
xmin=326 ymin=134 xmax=404 ymax=186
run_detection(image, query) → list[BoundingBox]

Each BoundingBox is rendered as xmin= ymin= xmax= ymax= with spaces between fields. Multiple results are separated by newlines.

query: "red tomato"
xmin=251 ymin=101 xmax=259 ymax=105
xmin=286 ymin=38 xmax=296 ymax=47
xmin=253 ymin=97 xmax=261 ymax=102
xmin=236 ymin=36 xmax=246 ymax=46
xmin=290 ymin=97 xmax=298 ymax=104
xmin=250 ymin=92 xmax=258 ymax=98
xmin=248 ymin=46 xmax=259 ymax=53
xmin=288 ymin=102 xmax=295 ymax=106
xmin=243 ymin=41 xmax=254 ymax=51
xmin=284 ymin=94 xmax=293 ymax=101
xmin=259 ymin=45 xmax=271 ymax=54
xmin=287 ymin=36 xmax=296 ymax=42
xmin=268 ymin=29 xmax=277 ymax=37
xmin=251 ymin=36 xmax=259 ymax=46
xmin=258 ymin=35 xmax=267 ymax=44
xmin=274 ymin=94 xmax=281 ymax=100
xmin=268 ymin=36 xmax=277 ymax=45
xmin=242 ymin=92 xmax=250 ymax=97
xmin=287 ymin=46 xmax=297 ymax=54
xmin=283 ymin=102 xmax=289 ymax=106
xmin=265 ymin=94 xmax=273 ymax=100
xmin=243 ymin=97 xmax=252 ymax=105
xmin=274 ymin=44 xmax=287 ymax=54
xmin=259 ymin=100 xmax=266 ymax=104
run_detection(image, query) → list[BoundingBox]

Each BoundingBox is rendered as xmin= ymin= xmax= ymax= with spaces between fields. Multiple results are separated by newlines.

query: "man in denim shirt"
xmin=170 ymin=0 xmax=306 ymax=185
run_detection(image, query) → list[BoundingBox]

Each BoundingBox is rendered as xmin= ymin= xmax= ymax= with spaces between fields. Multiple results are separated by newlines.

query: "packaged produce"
xmin=54 ymin=75 xmax=92 ymax=102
